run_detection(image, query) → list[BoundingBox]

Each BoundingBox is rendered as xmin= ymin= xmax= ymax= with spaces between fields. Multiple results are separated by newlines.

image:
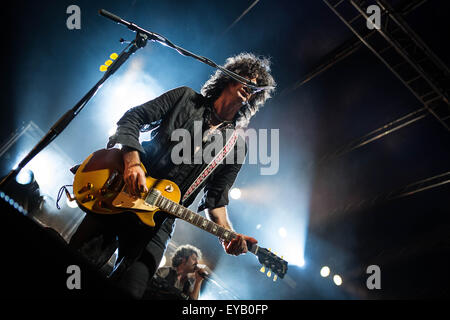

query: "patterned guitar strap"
xmin=182 ymin=129 xmax=239 ymax=204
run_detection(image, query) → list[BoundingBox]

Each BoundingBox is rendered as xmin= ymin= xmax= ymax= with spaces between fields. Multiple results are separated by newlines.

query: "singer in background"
xmin=144 ymin=244 xmax=206 ymax=300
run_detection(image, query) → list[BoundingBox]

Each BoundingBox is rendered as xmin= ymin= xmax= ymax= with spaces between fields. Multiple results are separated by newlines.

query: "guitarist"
xmin=69 ymin=52 xmax=276 ymax=298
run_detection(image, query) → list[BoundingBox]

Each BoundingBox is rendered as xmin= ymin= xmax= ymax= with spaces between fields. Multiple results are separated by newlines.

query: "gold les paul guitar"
xmin=72 ymin=148 xmax=288 ymax=280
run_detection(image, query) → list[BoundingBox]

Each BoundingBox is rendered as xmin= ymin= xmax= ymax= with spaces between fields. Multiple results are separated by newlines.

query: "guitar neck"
xmin=153 ymin=194 xmax=258 ymax=253
xmin=146 ymin=190 xmax=286 ymax=279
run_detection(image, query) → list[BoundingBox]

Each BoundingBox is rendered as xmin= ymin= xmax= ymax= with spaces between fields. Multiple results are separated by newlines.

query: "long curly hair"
xmin=172 ymin=244 xmax=202 ymax=268
xmin=201 ymin=52 xmax=276 ymax=128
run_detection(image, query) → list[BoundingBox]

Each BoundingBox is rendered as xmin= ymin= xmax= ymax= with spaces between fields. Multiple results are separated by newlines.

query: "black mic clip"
xmin=135 ymin=32 xmax=148 ymax=48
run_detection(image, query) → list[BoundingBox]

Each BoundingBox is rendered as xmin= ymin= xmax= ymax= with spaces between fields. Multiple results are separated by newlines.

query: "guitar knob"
xmin=260 ymin=266 xmax=265 ymax=273
xmin=82 ymin=194 xmax=95 ymax=203
xmin=77 ymin=183 xmax=94 ymax=194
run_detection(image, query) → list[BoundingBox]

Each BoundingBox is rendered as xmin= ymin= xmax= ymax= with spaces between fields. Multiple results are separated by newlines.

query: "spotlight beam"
xmin=0 ymin=32 xmax=148 ymax=190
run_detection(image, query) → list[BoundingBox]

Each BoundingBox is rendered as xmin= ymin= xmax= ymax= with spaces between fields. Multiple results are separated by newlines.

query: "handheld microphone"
xmin=195 ymin=264 xmax=209 ymax=279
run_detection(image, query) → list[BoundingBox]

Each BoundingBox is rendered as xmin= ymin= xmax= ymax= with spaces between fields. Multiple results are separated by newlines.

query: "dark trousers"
xmin=68 ymin=211 xmax=175 ymax=299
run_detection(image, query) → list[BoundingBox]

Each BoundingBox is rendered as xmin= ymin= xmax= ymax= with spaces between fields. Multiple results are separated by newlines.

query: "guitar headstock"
xmin=250 ymin=245 xmax=288 ymax=281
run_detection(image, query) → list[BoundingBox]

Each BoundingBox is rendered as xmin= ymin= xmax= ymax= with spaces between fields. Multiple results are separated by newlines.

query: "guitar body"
xmin=73 ymin=148 xmax=288 ymax=279
xmin=73 ymin=148 xmax=181 ymax=227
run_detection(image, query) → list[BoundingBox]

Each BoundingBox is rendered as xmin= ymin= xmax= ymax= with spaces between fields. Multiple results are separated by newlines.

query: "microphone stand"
xmin=0 ymin=30 xmax=149 ymax=189
xmin=0 ymin=8 xmax=273 ymax=190
xmin=96 ymin=9 xmax=273 ymax=92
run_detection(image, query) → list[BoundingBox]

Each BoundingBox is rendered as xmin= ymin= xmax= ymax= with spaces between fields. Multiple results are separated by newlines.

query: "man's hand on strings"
xmin=122 ymin=148 xmax=148 ymax=197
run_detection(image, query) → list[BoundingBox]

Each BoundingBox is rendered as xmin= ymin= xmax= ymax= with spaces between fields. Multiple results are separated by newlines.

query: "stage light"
xmin=16 ymin=168 xmax=34 ymax=185
xmin=298 ymin=257 xmax=306 ymax=267
xmin=278 ymin=227 xmax=287 ymax=238
xmin=333 ymin=274 xmax=343 ymax=286
xmin=1 ymin=191 xmax=26 ymax=214
xmin=4 ymin=166 xmax=41 ymax=214
xmin=230 ymin=188 xmax=241 ymax=199
xmin=95 ymin=57 xmax=163 ymax=139
xmin=280 ymin=242 xmax=306 ymax=268
xmin=320 ymin=266 xmax=330 ymax=277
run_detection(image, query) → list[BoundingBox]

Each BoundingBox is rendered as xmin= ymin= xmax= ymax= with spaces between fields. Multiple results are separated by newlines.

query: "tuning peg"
xmin=273 ymin=275 xmax=278 ymax=282
xmin=267 ymin=269 xmax=272 ymax=277
xmin=260 ymin=266 xmax=265 ymax=273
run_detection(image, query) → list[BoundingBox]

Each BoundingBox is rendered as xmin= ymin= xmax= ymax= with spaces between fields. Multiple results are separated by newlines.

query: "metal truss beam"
xmin=323 ymin=0 xmax=450 ymax=130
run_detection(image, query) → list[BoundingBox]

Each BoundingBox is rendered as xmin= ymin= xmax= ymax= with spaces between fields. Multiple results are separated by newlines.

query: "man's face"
xmin=183 ymin=253 xmax=199 ymax=273
xmin=222 ymin=77 xmax=258 ymax=106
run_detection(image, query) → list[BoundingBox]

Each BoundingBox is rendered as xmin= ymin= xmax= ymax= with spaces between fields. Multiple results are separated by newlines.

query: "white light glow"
xmin=230 ymin=188 xmax=241 ymax=200
xmin=66 ymin=195 xmax=78 ymax=208
xmin=108 ymin=127 xmax=117 ymax=136
xmin=297 ymin=257 xmax=306 ymax=267
xmin=320 ymin=266 xmax=330 ymax=277
xmin=280 ymin=242 xmax=306 ymax=268
xmin=278 ymin=227 xmax=287 ymax=238
xmin=96 ymin=57 xmax=164 ymax=141
xmin=13 ymin=144 xmax=74 ymax=198
xmin=16 ymin=169 xmax=34 ymax=185
xmin=159 ymin=255 xmax=167 ymax=268
xmin=333 ymin=275 xmax=343 ymax=286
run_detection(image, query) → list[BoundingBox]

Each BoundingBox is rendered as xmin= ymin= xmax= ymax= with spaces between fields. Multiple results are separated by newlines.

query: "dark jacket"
xmin=108 ymin=86 xmax=247 ymax=212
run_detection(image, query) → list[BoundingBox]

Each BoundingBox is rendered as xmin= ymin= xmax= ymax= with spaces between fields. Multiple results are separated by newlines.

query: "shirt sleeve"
xmin=198 ymin=136 xmax=247 ymax=212
xmin=155 ymin=267 xmax=171 ymax=279
xmin=187 ymin=276 xmax=196 ymax=293
xmin=107 ymin=86 xmax=190 ymax=153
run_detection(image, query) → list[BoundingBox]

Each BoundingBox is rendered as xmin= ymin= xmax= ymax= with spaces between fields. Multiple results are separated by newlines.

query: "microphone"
xmin=98 ymin=9 xmax=125 ymax=25
xmin=195 ymin=264 xmax=209 ymax=280
xmin=243 ymin=85 xmax=262 ymax=95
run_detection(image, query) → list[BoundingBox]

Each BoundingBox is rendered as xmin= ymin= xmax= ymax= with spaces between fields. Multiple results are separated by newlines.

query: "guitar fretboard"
xmin=154 ymin=193 xmax=283 ymax=275
xmin=154 ymin=195 xmax=238 ymax=243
